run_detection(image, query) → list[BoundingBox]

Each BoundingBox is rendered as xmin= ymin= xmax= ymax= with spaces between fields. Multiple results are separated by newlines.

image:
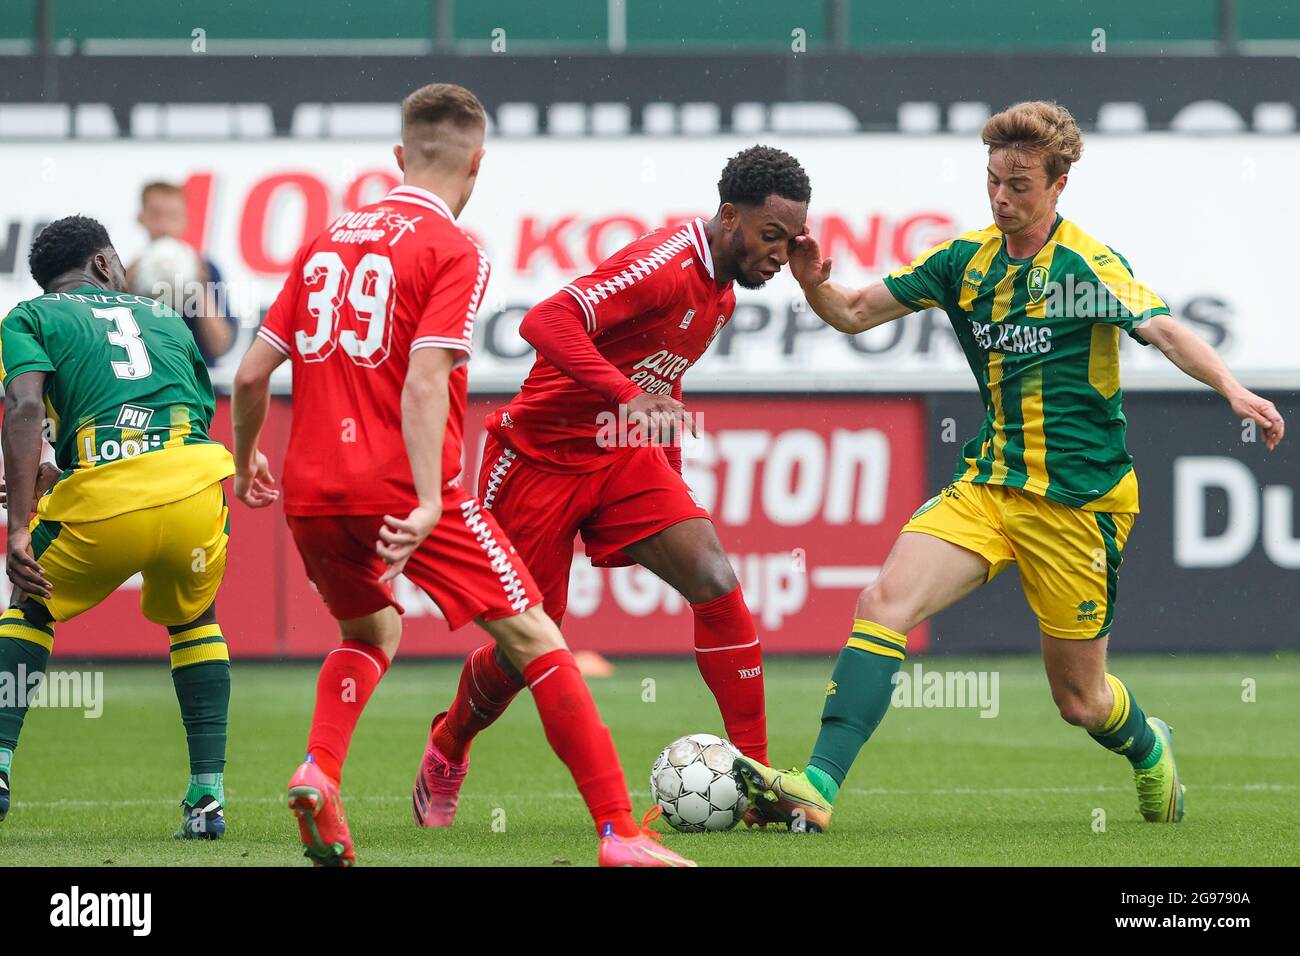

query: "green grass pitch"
xmin=2 ymin=655 xmax=1297 ymax=866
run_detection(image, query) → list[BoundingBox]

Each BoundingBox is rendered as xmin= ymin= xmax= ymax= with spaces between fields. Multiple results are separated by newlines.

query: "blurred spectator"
xmin=129 ymin=181 xmax=238 ymax=365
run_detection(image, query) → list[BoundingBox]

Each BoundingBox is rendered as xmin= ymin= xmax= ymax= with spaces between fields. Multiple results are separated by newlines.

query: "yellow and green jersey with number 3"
xmin=883 ymin=214 xmax=1168 ymax=514
xmin=0 ymin=286 xmax=234 ymax=522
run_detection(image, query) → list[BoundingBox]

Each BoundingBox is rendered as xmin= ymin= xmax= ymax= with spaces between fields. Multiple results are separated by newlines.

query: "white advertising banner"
xmin=2 ymin=135 xmax=1297 ymax=391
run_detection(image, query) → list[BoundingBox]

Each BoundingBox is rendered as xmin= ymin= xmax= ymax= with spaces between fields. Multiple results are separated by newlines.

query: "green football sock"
xmin=807 ymin=619 xmax=908 ymax=800
xmin=0 ymin=608 xmax=55 ymax=755
xmin=1090 ymin=673 xmax=1158 ymax=767
xmin=805 ymin=765 xmax=840 ymax=803
xmin=185 ymin=772 xmax=224 ymax=805
xmin=169 ymin=624 xmax=231 ymax=777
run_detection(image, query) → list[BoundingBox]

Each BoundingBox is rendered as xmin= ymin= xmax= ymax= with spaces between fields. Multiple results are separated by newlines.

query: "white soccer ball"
xmin=132 ymin=237 xmax=203 ymax=314
xmin=649 ymin=733 xmax=748 ymax=832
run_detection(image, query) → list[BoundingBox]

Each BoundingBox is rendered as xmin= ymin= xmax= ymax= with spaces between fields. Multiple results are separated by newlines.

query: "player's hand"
xmin=789 ymin=227 xmax=832 ymax=290
xmin=626 ymin=392 xmax=699 ymax=447
xmin=377 ymin=503 xmax=441 ymax=583
xmin=1228 ymin=387 xmax=1286 ymax=451
xmin=6 ymin=526 xmax=52 ymax=600
xmin=0 ymin=462 xmax=61 ymax=511
xmin=235 ymin=450 xmax=280 ymax=508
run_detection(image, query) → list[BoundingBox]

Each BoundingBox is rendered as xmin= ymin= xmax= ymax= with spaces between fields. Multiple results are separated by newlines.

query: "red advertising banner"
xmin=1 ymin=395 xmax=928 ymax=658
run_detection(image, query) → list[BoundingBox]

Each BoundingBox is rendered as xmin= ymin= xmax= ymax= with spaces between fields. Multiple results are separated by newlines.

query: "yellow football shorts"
xmin=26 ymin=481 xmax=229 ymax=627
xmin=902 ymin=482 xmax=1134 ymax=640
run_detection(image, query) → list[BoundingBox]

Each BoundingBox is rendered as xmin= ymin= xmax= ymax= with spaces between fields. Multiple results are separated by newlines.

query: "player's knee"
xmin=854 ymin=582 xmax=912 ymax=634
xmin=681 ymin=551 xmax=739 ymax=603
xmin=1052 ymin=689 xmax=1107 ymax=728
xmin=10 ymin=596 xmax=53 ymax=629
xmin=338 ymin=607 xmax=402 ymax=659
xmin=484 ymin=605 xmax=566 ymax=670
xmin=492 ymin=643 xmax=525 ymax=684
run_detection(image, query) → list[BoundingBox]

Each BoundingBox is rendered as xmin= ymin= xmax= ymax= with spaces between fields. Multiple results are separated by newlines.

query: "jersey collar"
xmin=384 ymin=184 xmax=455 ymax=221
xmin=687 ymin=218 xmax=716 ymax=280
xmin=1000 ymin=212 xmax=1064 ymax=264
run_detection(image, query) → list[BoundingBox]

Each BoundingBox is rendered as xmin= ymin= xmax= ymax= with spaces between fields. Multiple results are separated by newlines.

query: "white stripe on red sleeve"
xmin=257 ymin=327 xmax=292 ymax=356
xmin=561 ymin=284 xmax=598 ymax=333
xmin=411 ymin=335 xmax=473 ymax=367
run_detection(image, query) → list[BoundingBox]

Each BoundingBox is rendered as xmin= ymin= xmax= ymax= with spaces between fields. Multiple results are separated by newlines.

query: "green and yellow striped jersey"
xmin=0 ymin=286 xmax=234 ymax=522
xmin=883 ymin=214 xmax=1168 ymax=513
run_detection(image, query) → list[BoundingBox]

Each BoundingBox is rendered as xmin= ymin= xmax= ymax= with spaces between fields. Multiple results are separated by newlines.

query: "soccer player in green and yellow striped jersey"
xmin=0 ymin=216 xmax=236 ymax=839
xmin=735 ymin=101 xmax=1286 ymax=833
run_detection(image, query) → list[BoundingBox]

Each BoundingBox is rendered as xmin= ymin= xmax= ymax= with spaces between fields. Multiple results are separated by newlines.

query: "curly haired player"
xmin=412 ymin=146 xmax=811 ymax=828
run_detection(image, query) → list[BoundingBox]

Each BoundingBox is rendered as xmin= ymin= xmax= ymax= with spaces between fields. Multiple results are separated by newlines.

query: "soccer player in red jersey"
xmin=230 ymin=84 xmax=692 ymax=867
xmin=415 ymin=146 xmax=810 ymax=825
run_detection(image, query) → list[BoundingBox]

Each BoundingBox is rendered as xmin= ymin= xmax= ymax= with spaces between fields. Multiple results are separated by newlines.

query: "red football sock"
xmin=433 ymin=643 xmax=523 ymax=762
xmin=693 ymin=586 xmax=768 ymax=764
xmin=306 ymin=640 xmax=390 ymax=782
xmin=523 ymin=648 xmax=639 ymax=838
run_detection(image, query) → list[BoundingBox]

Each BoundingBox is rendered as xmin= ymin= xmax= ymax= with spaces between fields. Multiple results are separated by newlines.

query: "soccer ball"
xmin=132 ymin=237 xmax=202 ymax=314
xmin=649 ymin=733 xmax=748 ymax=832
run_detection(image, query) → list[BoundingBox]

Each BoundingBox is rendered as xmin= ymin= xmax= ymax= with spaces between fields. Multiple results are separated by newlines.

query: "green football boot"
xmin=734 ymin=757 xmax=833 ymax=833
xmin=1134 ymin=717 xmax=1185 ymax=823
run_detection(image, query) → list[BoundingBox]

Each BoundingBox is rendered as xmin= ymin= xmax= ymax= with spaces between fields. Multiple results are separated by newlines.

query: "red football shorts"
xmin=477 ymin=435 xmax=711 ymax=622
xmin=285 ymin=483 xmax=541 ymax=628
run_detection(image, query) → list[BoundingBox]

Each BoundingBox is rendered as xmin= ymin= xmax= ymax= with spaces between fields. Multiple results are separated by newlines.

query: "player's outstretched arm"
xmin=790 ymin=231 xmax=911 ymax=334
xmin=2 ymin=370 xmax=53 ymax=597
xmin=377 ymin=346 xmax=453 ymax=583
xmin=1136 ymin=314 xmax=1285 ymax=450
xmin=231 ymin=338 xmax=285 ymax=507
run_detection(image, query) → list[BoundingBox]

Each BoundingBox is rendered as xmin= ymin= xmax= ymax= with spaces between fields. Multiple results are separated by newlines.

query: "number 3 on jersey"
xmin=93 ymin=306 xmax=153 ymax=380
xmin=298 ymin=250 xmax=395 ymax=368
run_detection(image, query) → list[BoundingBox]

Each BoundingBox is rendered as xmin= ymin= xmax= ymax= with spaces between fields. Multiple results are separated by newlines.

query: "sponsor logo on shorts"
xmin=1076 ymin=599 xmax=1100 ymax=622
xmin=910 ymin=494 xmax=941 ymax=520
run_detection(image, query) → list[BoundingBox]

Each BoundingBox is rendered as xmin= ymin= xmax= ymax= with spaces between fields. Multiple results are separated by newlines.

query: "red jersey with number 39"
xmin=257 ymin=185 xmax=489 ymax=516
xmin=486 ymin=218 xmax=735 ymax=471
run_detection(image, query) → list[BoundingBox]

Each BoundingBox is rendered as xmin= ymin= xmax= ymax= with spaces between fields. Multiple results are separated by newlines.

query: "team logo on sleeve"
xmin=1027 ymin=265 xmax=1049 ymax=304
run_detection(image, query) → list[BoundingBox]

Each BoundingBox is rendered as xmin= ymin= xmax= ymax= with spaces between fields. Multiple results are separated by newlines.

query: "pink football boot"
xmin=287 ymin=756 xmax=356 ymax=867
xmin=412 ymin=712 xmax=470 ymax=828
xmin=598 ymin=807 xmax=697 ymax=867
